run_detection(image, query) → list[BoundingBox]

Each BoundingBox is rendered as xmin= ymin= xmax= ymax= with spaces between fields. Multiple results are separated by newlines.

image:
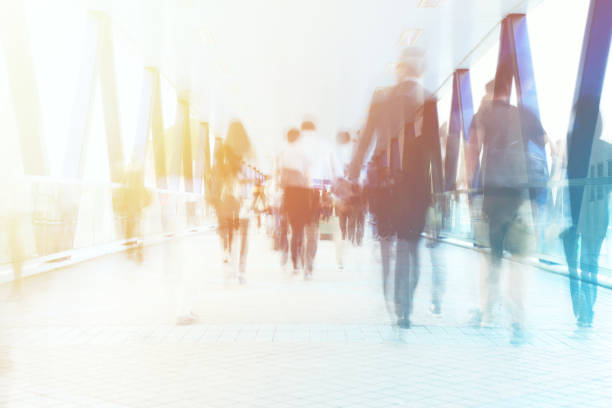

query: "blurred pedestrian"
xmin=469 ymin=78 xmax=547 ymax=343
xmin=331 ymin=130 xmax=353 ymax=269
xmin=211 ymin=120 xmax=254 ymax=284
xmin=561 ymin=98 xmax=611 ymax=328
xmin=347 ymin=47 xmax=436 ymax=329
xmin=278 ymin=127 xmax=312 ymax=276
xmin=117 ymin=168 xmax=151 ymax=263
xmin=300 ymin=121 xmax=322 ymax=280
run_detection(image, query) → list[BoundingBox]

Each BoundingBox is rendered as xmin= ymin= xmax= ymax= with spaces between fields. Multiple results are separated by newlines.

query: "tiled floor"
xmin=1 ymin=226 xmax=611 ymax=407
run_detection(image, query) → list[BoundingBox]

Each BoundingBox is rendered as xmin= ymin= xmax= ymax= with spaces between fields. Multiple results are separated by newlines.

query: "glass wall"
xmin=437 ymin=0 xmax=612 ymax=285
xmin=0 ymin=2 xmax=211 ymax=268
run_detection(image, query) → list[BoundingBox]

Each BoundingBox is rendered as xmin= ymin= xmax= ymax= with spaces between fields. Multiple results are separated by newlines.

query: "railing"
xmin=0 ymin=177 xmax=212 ymax=266
xmin=435 ymin=178 xmax=612 ymax=282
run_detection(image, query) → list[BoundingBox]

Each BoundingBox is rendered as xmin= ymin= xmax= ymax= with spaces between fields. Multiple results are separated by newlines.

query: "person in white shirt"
xmin=278 ymin=127 xmax=312 ymax=275
xmin=332 ymin=131 xmax=353 ymax=242
xmin=330 ymin=131 xmax=353 ymax=269
xmin=299 ymin=120 xmax=325 ymax=279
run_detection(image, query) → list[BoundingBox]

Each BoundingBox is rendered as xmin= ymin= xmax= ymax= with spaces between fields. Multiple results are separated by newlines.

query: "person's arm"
xmin=347 ymin=92 xmax=381 ymax=182
xmin=466 ymin=113 xmax=484 ymax=189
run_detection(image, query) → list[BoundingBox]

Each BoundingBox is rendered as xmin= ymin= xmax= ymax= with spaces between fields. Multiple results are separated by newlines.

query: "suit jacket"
xmin=350 ymin=79 xmax=439 ymax=238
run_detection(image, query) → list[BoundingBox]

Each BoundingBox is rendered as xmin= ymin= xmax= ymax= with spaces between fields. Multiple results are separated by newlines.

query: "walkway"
xmin=1 ymin=228 xmax=611 ymax=407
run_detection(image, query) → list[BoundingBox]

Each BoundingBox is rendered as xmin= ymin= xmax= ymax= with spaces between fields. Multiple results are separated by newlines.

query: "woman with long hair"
xmin=212 ymin=120 xmax=254 ymax=284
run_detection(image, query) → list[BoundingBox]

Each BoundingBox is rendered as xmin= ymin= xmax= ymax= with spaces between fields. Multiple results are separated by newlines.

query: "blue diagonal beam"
xmin=424 ymin=99 xmax=443 ymax=194
xmin=444 ymin=70 xmax=474 ymax=192
xmin=496 ymin=14 xmax=549 ymax=201
xmin=567 ymin=0 xmax=612 ymax=226
xmin=444 ymin=74 xmax=461 ymax=191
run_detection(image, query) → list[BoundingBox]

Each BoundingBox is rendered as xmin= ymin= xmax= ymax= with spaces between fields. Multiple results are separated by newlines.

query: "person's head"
xmin=225 ymin=120 xmax=253 ymax=159
xmin=395 ymin=47 xmax=425 ymax=82
xmin=492 ymin=79 xmax=511 ymax=101
xmin=287 ymin=127 xmax=300 ymax=143
xmin=336 ymin=131 xmax=350 ymax=145
xmin=301 ymin=120 xmax=316 ymax=132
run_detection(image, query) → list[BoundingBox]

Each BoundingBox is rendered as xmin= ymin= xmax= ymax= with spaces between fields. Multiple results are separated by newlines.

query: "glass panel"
xmin=1 ymin=4 xmax=212 ymax=268
xmin=25 ymin=0 xmax=88 ymax=177
xmin=113 ymin=24 xmax=145 ymax=165
xmin=529 ymin=0 xmax=590 ymax=146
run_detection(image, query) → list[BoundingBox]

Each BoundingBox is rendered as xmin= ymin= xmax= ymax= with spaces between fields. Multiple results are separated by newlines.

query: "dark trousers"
xmin=218 ymin=217 xmax=234 ymax=253
xmin=278 ymin=212 xmax=289 ymax=265
xmin=237 ymin=219 xmax=249 ymax=275
xmin=381 ymin=237 xmax=421 ymax=322
xmin=305 ymin=221 xmax=319 ymax=274
xmin=354 ymin=207 xmax=365 ymax=246
xmin=562 ymin=227 xmax=603 ymax=324
xmin=337 ymin=208 xmax=349 ymax=240
xmin=395 ymin=238 xmax=420 ymax=320
xmin=290 ymin=221 xmax=305 ymax=269
xmin=283 ymin=187 xmax=311 ymax=270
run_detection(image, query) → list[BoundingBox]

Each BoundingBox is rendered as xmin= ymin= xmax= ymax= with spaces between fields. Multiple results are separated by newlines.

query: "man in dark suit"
xmin=347 ymin=47 xmax=438 ymax=328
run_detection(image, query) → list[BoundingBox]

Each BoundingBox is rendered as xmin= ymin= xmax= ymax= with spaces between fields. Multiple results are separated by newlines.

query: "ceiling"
xmin=96 ymin=0 xmax=545 ymax=171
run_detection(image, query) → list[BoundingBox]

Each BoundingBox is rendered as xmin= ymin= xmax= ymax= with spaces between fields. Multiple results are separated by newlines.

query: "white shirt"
xmin=278 ymin=138 xmax=312 ymax=188
xmin=302 ymin=130 xmax=334 ymax=185
xmin=331 ymin=142 xmax=353 ymax=181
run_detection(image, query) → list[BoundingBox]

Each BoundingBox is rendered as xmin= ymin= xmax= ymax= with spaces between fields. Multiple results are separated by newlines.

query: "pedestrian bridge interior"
xmin=1 ymin=0 xmax=611 ymax=407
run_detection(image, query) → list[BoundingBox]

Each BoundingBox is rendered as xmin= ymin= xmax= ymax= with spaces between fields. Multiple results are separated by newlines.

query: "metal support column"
xmin=495 ymin=14 xmax=548 ymax=196
xmin=0 ymin=0 xmax=48 ymax=175
xmin=60 ymin=11 xmax=125 ymax=251
xmin=424 ymin=98 xmax=444 ymax=195
xmin=177 ymin=98 xmax=193 ymax=193
xmin=62 ymin=11 xmax=124 ymax=182
xmin=150 ymin=69 xmax=167 ymax=189
xmin=566 ymin=0 xmax=612 ymax=226
xmin=193 ymin=122 xmax=209 ymax=195
xmin=131 ymin=69 xmax=154 ymax=173
xmin=444 ymin=69 xmax=474 ymax=192
xmin=131 ymin=67 xmax=168 ymax=189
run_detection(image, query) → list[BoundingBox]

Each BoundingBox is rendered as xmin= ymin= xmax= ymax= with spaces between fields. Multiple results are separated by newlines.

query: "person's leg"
xmin=305 ymin=222 xmax=313 ymax=274
xmin=380 ymin=236 xmax=394 ymax=317
xmin=347 ymin=208 xmax=357 ymax=244
xmin=467 ymin=194 xmax=486 ymax=324
xmin=356 ymin=207 xmax=365 ymax=246
xmin=505 ymin=258 xmax=530 ymax=344
xmin=579 ymin=234 xmax=604 ymax=325
xmin=290 ymin=220 xmax=304 ymax=271
xmin=305 ymin=221 xmax=319 ymax=277
xmin=405 ymin=238 xmax=421 ymax=322
xmin=8 ymin=215 xmax=24 ymax=298
xmin=483 ymin=219 xmax=506 ymax=326
xmin=280 ymin=214 xmax=289 ymax=267
xmin=135 ymin=212 xmax=144 ymax=262
xmin=561 ymin=226 xmax=581 ymax=321
xmin=228 ymin=217 xmax=235 ymax=253
xmin=125 ymin=214 xmax=135 ymax=258
xmin=429 ymin=241 xmax=446 ymax=314
xmin=285 ymin=188 xmax=301 ymax=271
xmin=467 ymin=252 xmax=488 ymax=326
xmin=338 ymin=209 xmax=348 ymax=241
xmin=333 ymin=214 xmax=344 ymax=269
xmin=217 ymin=218 xmax=229 ymax=262
xmin=238 ymin=218 xmax=249 ymax=282
xmin=504 ymin=198 xmax=536 ymax=337
xmin=506 ymin=258 xmax=529 ymax=330
xmin=395 ymin=238 xmax=411 ymax=326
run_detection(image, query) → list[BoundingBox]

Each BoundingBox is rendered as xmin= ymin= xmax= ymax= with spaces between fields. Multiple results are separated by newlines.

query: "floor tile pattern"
xmin=1 ymin=230 xmax=611 ymax=407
